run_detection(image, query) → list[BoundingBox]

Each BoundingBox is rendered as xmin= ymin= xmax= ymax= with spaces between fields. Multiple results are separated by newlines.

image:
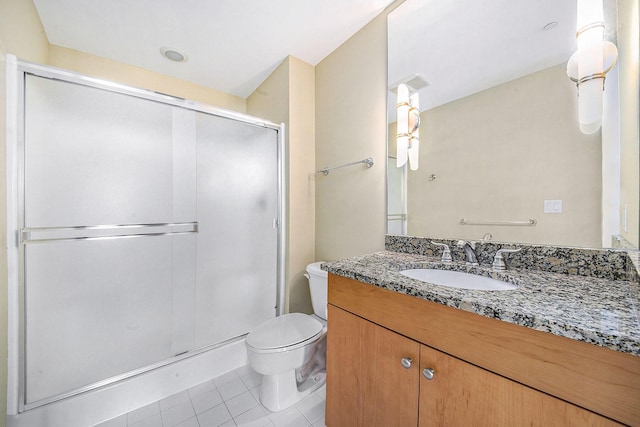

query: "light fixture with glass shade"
xmin=566 ymin=0 xmax=618 ymax=134
xmin=396 ymin=83 xmax=420 ymax=170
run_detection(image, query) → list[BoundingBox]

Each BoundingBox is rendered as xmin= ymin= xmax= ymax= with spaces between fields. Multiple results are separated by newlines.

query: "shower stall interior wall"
xmin=6 ymin=59 xmax=285 ymax=414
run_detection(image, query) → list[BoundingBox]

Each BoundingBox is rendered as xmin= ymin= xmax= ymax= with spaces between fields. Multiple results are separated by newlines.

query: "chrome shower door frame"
xmin=5 ymin=55 xmax=287 ymax=412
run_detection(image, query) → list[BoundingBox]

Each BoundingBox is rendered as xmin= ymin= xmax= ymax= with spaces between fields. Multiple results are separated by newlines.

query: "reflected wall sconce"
xmin=566 ymin=0 xmax=618 ymax=134
xmin=396 ymin=83 xmax=420 ymax=170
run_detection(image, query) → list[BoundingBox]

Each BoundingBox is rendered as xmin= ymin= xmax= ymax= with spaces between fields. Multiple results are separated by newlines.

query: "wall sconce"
xmin=396 ymin=83 xmax=420 ymax=170
xmin=566 ymin=0 xmax=618 ymax=134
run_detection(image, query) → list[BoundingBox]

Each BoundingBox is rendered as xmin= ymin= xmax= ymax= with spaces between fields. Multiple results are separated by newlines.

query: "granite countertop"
xmin=323 ymin=250 xmax=640 ymax=356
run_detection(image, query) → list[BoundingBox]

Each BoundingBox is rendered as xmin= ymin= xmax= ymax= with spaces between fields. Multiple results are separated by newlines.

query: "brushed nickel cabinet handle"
xmin=401 ymin=357 xmax=412 ymax=369
xmin=422 ymin=368 xmax=435 ymax=380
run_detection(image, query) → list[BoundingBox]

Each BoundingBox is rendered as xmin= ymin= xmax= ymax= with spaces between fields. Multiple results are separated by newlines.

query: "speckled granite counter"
xmin=323 ymin=250 xmax=640 ymax=356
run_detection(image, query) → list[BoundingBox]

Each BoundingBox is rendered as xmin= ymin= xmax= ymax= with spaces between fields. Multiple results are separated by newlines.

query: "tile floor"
xmin=94 ymin=365 xmax=326 ymax=427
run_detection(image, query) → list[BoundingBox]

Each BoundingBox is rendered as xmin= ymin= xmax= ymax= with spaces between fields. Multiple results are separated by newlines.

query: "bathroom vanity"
xmin=324 ymin=246 xmax=640 ymax=426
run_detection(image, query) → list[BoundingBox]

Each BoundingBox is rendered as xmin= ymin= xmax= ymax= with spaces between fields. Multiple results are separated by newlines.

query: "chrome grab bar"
xmin=317 ymin=157 xmax=374 ymax=176
xmin=459 ymin=218 xmax=537 ymax=227
xmin=21 ymin=221 xmax=199 ymax=244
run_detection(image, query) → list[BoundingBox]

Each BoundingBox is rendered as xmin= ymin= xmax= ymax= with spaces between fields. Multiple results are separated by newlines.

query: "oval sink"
xmin=400 ymin=269 xmax=517 ymax=291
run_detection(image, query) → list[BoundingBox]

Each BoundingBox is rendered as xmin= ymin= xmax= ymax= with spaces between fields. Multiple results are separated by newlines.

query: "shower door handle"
xmin=21 ymin=221 xmax=199 ymax=244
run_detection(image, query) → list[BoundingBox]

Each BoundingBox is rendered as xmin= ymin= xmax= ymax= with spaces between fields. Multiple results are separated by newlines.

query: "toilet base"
xmin=259 ymin=369 xmax=326 ymax=412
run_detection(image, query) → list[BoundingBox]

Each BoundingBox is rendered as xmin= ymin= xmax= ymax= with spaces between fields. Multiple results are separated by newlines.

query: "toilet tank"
xmin=306 ymin=262 xmax=328 ymax=320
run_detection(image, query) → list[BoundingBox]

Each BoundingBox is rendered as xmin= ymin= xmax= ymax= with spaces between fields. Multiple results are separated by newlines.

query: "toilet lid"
xmin=246 ymin=313 xmax=323 ymax=350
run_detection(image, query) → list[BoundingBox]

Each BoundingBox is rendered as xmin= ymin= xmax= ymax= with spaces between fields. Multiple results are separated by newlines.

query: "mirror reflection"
xmin=387 ymin=0 xmax=639 ymax=249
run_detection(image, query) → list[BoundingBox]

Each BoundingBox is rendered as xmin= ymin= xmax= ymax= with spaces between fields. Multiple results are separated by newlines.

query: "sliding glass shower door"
xmin=194 ymin=113 xmax=279 ymax=349
xmin=17 ymin=68 xmax=282 ymax=408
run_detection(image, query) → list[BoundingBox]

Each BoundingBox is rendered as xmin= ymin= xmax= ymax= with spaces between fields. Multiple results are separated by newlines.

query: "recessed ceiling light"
xmin=543 ymin=22 xmax=558 ymax=31
xmin=160 ymin=47 xmax=188 ymax=62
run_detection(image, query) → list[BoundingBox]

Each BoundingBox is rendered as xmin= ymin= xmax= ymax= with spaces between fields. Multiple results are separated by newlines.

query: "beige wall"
xmin=0 ymin=1 xmax=49 ymax=425
xmin=315 ymin=10 xmax=389 ymax=261
xmin=404 ymin=64 xmax=602 ymax=248
xmin=286 ymin=57 xmax=316 ymax=313
xmin=0 ymin=1 xmax=48 ymax=62
xmin=247 ymin=58 xmax=289 ymax=123
xmin=49 ymin=45 xmax=246 ymax=113
xmin=247 ymin=56 xmax=316 ymax=314
xmin=618 ymin=0 xmax=640 ymax=247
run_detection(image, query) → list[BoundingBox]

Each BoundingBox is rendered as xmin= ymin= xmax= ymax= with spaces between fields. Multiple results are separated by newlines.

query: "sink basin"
xmin=400 ymin=269 xmax=517 ymax=291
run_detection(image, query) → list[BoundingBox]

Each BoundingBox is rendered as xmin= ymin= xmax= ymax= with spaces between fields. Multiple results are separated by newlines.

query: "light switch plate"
xmin=544 ymin=200 xmax=562 ymax=213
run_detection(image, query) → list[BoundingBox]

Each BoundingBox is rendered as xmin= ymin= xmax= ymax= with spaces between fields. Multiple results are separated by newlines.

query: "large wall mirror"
xmin=387 ymin=0 xmax=639 ymax=249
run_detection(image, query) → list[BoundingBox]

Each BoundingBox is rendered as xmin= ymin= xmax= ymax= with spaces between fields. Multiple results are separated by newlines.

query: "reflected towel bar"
xmin=459 ymin=218 xmax=537 ymax=226
xmin=317 ymin=157 xmax=374 ymax=176
xmin=387 ymin=214 xmax=407 ymax=221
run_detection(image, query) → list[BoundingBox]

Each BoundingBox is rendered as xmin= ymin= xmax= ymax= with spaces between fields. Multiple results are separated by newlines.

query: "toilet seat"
xmin=246 ymin=313 xmax=323 ymax=354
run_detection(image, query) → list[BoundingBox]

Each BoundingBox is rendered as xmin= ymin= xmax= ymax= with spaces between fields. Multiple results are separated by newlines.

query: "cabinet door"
xmin=327 ymin=305 xmax=420 ymax=427
xmin=419 ymin=345 xmax=622 ymax=427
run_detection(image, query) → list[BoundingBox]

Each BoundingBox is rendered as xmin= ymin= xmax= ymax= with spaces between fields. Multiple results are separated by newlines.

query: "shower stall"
xmin=5 ymin=57 xmax=285 ymax=422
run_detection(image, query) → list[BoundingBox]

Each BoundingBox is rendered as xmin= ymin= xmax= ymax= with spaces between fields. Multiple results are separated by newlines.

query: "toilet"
xmin=246 ymin=262 xmax=328 ymax=412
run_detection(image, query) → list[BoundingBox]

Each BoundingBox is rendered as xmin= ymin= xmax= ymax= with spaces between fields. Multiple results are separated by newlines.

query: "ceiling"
xmin=33 ymin=0 xmax=394 ymax=98
xmin=388 ymin=0 xmax=580 ymax=118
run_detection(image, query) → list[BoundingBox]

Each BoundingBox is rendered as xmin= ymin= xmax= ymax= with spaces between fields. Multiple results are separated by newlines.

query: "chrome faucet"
xmin=457 ymin=240 xmax=479 ymax=266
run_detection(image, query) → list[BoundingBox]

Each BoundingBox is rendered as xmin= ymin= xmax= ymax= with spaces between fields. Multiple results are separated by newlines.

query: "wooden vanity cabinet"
xmin=326 ymin=274 xmax=639 ymax=426
xmin=326 ymin=304 xmax=419 ymax=426
xmin=419 ymin=344 xmax=620 ymax=427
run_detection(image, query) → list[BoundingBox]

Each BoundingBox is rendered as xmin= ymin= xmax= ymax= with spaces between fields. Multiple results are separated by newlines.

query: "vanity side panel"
xmin=328 ymin=273 xmax=640 ymax=426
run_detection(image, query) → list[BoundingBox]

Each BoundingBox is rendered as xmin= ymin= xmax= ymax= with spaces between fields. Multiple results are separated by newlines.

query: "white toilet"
xmin=246 ymin=262 xmax=328 ymax=412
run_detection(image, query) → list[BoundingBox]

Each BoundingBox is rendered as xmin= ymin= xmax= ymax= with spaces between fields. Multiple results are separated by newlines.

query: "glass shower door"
xmin=22 ymin=75 xmax=198 ymax=405
xmin=194 ymin=113 xmax=279 ymax=349
xmin=19 ymin=69 xmax=282 ymax=409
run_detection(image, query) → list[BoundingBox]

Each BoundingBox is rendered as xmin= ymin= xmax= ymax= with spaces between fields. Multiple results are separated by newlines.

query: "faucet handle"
xmin=492 ymin=248 xmax=522 ymax=271
xmin=430 ymin=241 xmax=452 ymax=264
